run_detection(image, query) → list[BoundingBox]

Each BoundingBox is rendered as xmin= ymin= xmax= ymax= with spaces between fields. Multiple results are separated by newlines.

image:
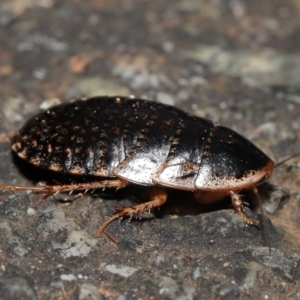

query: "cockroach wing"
xmin=195 ymin=125 xmax=274 ymax=191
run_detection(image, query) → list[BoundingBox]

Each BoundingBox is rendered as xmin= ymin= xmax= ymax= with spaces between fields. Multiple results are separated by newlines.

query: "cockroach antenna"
xmin=274 ymin=153 xmax=300 ymax=168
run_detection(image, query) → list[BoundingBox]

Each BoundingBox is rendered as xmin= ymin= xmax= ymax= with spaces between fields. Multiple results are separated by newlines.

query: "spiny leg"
xmin=0 ymin=179 xmax=129 ymax=197
xmin=230 ymin=191 xmax=260 ymax=226
xmin=98 ymin=187 xmax=168 ymax=237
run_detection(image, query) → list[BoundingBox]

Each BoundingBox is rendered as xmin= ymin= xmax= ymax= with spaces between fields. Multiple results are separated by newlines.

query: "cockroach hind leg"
xmin=98 ymin=187 xmax=168 ymax=239
xmin=229 ymin=191 xmax=260 ymax=227
xmin=0 ymin=179 xmax=129 ymax=196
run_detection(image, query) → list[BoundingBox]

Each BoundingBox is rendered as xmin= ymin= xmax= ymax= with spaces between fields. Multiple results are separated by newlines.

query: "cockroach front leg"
xmin=98 ymin=187 xmax=168 ymax=237
xmin=0 ymin=179 xmax=129 ymax=197
xmin=229 ymin=191 xmax=260 ymax=226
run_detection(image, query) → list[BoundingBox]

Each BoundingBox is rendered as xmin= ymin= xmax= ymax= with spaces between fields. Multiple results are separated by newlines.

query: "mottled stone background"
xmin=0 ymin=0 xmax=300 ymax=299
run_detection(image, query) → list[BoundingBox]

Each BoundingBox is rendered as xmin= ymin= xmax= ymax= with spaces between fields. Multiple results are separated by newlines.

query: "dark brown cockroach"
xmin=0 ymin=96 xmax=274 ymax=238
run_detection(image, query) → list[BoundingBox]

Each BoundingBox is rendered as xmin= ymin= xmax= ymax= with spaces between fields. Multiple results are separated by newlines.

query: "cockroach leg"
xmin=0 ymin=179 xmax=129 ymax=197
xmin=229 ymin=191 xmax=260 ymax=226
xmin=98 ymin=188 xmax=168 ymax=237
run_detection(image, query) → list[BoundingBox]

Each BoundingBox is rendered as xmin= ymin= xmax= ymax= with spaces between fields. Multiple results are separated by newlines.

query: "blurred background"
xmin=1 ymin=0 xmax=300 ymax=299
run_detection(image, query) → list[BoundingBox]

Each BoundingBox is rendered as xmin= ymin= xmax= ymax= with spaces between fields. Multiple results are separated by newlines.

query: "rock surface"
xmin=1 ymin=0 xmax=300 ymax=298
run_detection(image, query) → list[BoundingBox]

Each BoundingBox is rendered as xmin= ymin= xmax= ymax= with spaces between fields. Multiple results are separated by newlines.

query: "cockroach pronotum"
xmin=0 ymin=96 xmax=275 ymax=240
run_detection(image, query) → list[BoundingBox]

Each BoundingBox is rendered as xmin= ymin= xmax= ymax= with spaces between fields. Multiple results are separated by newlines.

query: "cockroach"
xmin=0 ymin=96 xmax=275 ymax=239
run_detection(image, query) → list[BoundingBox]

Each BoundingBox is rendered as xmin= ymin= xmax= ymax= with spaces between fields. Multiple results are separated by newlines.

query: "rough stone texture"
xmin=0 ymin=0 xmax=300 ymax=299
